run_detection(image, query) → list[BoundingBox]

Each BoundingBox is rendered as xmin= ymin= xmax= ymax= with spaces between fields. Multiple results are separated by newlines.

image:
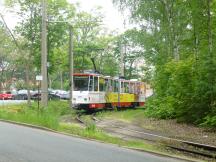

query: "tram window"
xmin=124 ymin=82 xmax=129 ymax=93
xmin=74 ymin=76 xmax=89 ymax=91
xmin=105 ymin=79 xmax=108 ymax=91
xmin=135 ymin=83 xmax=139 ymax=94
xmin=99 ymin=78 xmax=105 ymax=92
xmin=140 ymin=83 xmax=145 ymax=94
xmin=114 ymin=80 xmax=119 ymax=92
xmin=129 ymin=83 xmax=134 ymax=93
xmin=94 ymin=77 xmax=98 ymax=91
xmin=89 ymin=76 xmax=93 ymax=91
xmin=105 ymin=79 xmax=111 ymax=92
xmin=137 ymin=83 xmax=140 ymax=94
xmin=109 ymin=80 xmax=113 ymax=92
xmin=121 ymin=81 xmax=124 ymax=93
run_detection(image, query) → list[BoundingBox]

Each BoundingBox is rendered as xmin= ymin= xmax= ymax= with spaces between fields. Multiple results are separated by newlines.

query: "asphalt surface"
xmin=0 ymin=121 xmax=187 ymax=162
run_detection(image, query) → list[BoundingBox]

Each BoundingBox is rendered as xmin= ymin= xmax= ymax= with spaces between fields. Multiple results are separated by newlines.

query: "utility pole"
xmin=69 ymin=25 xmax=74 ymax=108
xmin=120 ymin=19 xmax=127 ymax=77
xmin=47 ymin=20 xmax=101 ymax=108
xmin=41 ymin=0 xmax=48 ymax=107
xmin=120 ymin=44 xmax=124 ymax=77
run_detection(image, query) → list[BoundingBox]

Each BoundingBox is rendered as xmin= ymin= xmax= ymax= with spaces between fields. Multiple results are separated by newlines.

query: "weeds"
xmin=96 ymin=108 xmax=146 ymax=123
xmin=85 ymin=123 xmax=96 ymax=132
xmin=0 ymin=101 xmax=74 ymax=130
xmin=58 ymin=122 xmax=156 ymax=152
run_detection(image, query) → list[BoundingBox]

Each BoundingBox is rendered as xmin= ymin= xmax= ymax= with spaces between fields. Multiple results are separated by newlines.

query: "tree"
xmin=5 ymin=0 xmax=121 ymax=90
xmin=113 ymin=0 xmax=216 ymax=125
xmin=0 ymin=23 xmax=18 ymax=91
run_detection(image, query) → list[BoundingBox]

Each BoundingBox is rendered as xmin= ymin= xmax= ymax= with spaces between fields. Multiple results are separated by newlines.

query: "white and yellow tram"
xmin=72 ymin=72 xmax=146 ymax=110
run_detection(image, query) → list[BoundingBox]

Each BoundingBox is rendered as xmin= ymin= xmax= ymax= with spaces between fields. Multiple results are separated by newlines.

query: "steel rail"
xmin=167 ymin=146 xmax=216 ymax=158
xmin=95 ymin=120 xmax=216 ymax=159
xmin=76 ymin=112 xmax=216 ymax=159
xmin=109 ymin=124 xmax=216 ymax=151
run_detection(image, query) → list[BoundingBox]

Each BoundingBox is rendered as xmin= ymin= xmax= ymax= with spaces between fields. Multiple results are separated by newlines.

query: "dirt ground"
xmin=94 ymin=114 xmax=216 ymax=147
xmin=61 ymin=113 xmax=216 ymax=146
xmin=133 ymin=117 xmax=216 ymax=146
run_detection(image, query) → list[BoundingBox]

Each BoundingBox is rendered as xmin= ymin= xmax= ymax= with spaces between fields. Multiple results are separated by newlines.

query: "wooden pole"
xmin=41 ymin=0 xmax=48 ymax=107
xmin=69 ymin=25 xmax=74 ymax=108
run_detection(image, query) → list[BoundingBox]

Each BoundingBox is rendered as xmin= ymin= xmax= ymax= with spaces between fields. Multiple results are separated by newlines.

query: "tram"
xmin=72 ymin=71 xmax=146 ymax=110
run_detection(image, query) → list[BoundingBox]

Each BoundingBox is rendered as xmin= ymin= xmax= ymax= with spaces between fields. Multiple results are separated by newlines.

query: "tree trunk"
xmin=26 ymin=62 xmax=31 ymax=107
xmin=207 ymin=0 xmax=214 ymax=105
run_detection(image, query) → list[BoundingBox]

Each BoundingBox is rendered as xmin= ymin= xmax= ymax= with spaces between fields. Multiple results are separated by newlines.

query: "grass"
xmin=96 ymin=108 xmax=146 ymax=123
xmin=58 ymin=122 xmax=159 ymax=152
xmin=0 ymin=101 xmax=75 ymax=130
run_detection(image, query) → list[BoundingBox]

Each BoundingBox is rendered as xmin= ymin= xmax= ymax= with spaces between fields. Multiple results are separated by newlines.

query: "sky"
xmin=0 ymin=0 xmax=126 ymax=33
xmin=68 ymin=0 xmax=126 ymax=32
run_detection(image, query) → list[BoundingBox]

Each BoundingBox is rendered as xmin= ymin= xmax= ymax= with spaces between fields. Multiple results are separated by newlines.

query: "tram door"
xmin=88 ymin=76 xmax=93 ymax=91
xmin=88 ymin=76 xmax=105 ymax=104
xmin=99 ymin=77 xmax=106 ymax=103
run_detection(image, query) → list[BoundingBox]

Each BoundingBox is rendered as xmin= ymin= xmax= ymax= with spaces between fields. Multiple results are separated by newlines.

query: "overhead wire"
xmin=0 ymin=13 xmax=19 ymax=48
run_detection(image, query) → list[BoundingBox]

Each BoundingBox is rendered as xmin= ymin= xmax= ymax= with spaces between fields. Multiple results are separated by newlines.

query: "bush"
xmin=145 ymin=96 xmax=176 ymax=119
xmin=200 ymin=109 xmax=216 ymax=127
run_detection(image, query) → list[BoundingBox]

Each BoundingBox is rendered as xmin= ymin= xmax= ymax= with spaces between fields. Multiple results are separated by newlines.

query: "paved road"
xmin=0 ymin=122 xmax=187 ymax=162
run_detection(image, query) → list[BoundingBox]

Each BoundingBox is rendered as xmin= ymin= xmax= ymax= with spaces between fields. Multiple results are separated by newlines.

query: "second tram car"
xmin=72 ymin=72 xmax=146 ymax=110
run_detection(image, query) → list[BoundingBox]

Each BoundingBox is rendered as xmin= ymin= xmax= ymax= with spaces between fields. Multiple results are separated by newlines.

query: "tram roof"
xmin=73 ymin=73 xmax=143 ymax=83
xmin=73 ymin=73 xmax=101 ymax=76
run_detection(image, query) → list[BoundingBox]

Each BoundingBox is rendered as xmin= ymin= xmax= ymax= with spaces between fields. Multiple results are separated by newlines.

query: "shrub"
xmin=200 ymin=113 xmax=216 ymax=128
xmin=145 ymin=96 xmax=176 ymax=119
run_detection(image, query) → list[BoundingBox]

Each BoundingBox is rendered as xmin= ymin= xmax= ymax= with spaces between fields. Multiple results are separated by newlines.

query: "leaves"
xmin=114 ymin=0 xmax=216 ymax=125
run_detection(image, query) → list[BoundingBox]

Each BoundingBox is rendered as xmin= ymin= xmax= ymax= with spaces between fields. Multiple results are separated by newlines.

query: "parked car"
xmin=14 ymin=89 xmax=35 ymax=100
xmin=31 ymin=92 xmax=61 ymax=101
xmin=50 ymin=90 xmax=69 ymax=100
xmin=14 ymin=94 xmax=28 ymax=100
xmin=13 ymin=89 xmax=69 ymax=101
xmin=59 ymin=92 xmax=69 ymax=100
xmin=0 ymin=92 xmax=14 ymax=100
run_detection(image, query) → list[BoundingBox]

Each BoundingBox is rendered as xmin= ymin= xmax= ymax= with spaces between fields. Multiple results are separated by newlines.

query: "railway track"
xmin=75 ymin=114 xmax=85 ymax=124
xmin=101 ymin=122 xmax=216 ymax=159
xmin=75 ymin=111 xmax=99 ymax=125
xmin=75 ymin=111 xmax=216 ymax=159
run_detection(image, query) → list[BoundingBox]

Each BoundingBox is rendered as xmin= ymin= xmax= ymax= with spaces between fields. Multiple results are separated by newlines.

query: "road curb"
xmin=0 ymin=119 xmax=201 ymax=162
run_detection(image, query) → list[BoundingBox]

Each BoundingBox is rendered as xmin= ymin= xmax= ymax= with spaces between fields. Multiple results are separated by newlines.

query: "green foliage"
xmin=97 ymin=109 xmax=146 ymax=123
xmin=201 ymin=115 xmax=216 ymax=128
xmin=0 ymin=101 xmax=73 ymax=130
xmin=114 ymin=0 xmax=216 ymax=126
xmin=0 ymin=107 xmax=59 ymax=129
xmin=85 ymin=123 xmax=96 ymax=133
xmin=0 ymin=24 xmax=18 ymax=91
xmin=4 ymin=0 xmax=120 ymax=90
xmin=145 ymin=96 xmax=176 ymax=119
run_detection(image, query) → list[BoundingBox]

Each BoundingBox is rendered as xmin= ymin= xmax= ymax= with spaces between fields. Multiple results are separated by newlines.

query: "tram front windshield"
xmin=74 ymin=76 xmax=89 ymax=91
